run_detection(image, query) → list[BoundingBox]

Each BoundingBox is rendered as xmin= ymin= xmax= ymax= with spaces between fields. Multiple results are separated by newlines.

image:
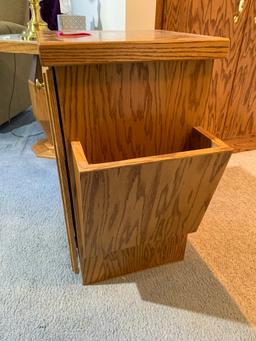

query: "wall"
xmin=101 ymin=0 xmax=125 ymax=30
xmin=71 ymin=0 xmax=100 ymax=30
xmin=126 ymin=0 xmax=156 ymax=30
xmin=70 ymin=0 xmax=156 ymax=30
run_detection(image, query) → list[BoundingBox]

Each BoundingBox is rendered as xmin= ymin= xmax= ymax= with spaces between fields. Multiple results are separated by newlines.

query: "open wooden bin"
xmin=71 ymin=126 xmax=232 ymax=284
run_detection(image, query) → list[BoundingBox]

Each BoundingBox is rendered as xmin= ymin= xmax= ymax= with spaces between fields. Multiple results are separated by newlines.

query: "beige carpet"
xmin=1 ymin=112 xmax=256 ymax=340
xmin=189 ymin=150 xmax=256 ymax=327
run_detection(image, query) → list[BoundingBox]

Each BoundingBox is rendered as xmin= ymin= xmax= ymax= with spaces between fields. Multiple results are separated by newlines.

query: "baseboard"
xmin=223 ymin=135 xmax=256 ymax=153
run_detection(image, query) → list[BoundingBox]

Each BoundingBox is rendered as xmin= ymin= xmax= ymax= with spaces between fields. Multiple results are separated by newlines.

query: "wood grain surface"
xmin=223 ymin=135 xmax=256 ymax=153
xmin=43 ymin=68 xmax=79 ymax=273
xmin=158 ymin=0 xmax=250 ymax=138
xmin=38 ymin=30 xmax=229 ymax=66
xmin=72 ymin=127 xmax=231 ymax=173
xmin=28 ymin=57 xmax=55 ymax=159
xmin=82 ymin=235 xmax=187 ymax=284
xmin=28 ymin=80 xmax=52 ymax=143
xmin=55 ymin=61 xmax=213 ymax=164
xmin=155 ymin=0 xmax=165 ymax=30
xmin=29 ymin=79 xmax=55 ymax=159
xmin=223 ymin=0 xmax=256 ymax=138
xmin=71 ymin=128 xmax=232 ymax=283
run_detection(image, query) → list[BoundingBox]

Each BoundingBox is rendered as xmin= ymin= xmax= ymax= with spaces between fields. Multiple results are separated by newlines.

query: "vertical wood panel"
xmin=224 ymin=1 xmax=256 ymax=138
xmin=55 ymin=61 xmax=213 ymax=164
xmin=160 ymin=0 xmax=251 ymax=138
xmin=155 ymin=0 xmax=164 ymax=29
xmin=44 ymin=69 xmax=79 ymax=274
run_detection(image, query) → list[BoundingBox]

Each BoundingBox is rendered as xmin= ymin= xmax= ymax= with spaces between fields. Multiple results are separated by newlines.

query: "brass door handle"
xmin=35 ymin=78 xmax=45 ymax=89
xmin=234 ymin=0 xmax=245 ymax=23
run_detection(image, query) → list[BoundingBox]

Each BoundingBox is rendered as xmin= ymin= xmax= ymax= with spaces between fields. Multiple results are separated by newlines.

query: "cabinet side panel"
xmin=161 ymin=0 xmax=250 ymax=138
xmin=224 ymin=1 xmax=256 ymax=138
xmin=44 ymin=68 xmax=79 ymax=273
xmin=55 ymin=61 xmax=213 ymax=164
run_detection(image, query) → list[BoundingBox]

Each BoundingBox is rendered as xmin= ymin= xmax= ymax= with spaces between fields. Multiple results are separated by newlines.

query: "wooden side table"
xmin=0 ymin=34 xmax=55 ymax=159
xmin=38 ymin=30 xmax=232 ymax=284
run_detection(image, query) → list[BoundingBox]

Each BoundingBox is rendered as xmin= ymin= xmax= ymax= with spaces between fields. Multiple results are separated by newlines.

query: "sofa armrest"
xmin=0 ymin=21 xmax=26 ymax=35
xmin=0 ymin=20 xmax=32 ymax=126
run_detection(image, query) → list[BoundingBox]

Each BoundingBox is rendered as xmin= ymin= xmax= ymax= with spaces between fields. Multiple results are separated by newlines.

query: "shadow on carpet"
xmin=96 ymin=242 xmax=250 ymax=325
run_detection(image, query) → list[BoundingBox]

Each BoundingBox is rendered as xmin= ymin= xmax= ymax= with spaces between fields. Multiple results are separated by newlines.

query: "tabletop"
xmin=37 ymin=30 xmax=229 ymax=66
xmin=0 ymin=34 xmax=39 ymax=55
xmin=0 ymin=30 xmax=229 ymax=64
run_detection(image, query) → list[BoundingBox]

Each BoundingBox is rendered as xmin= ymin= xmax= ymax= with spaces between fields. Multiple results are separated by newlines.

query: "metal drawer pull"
xmin=35 ymin=79 xmax=45 ymax=89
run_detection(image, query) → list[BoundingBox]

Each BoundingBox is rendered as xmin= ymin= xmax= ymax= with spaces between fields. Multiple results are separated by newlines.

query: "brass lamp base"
xmin=22 ymin=0 xmax=49 ymax=41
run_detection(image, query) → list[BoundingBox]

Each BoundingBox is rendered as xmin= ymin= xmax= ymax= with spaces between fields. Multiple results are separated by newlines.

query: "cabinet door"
xmin=224 ymin=0 xmax=256 ymax=138
xmin=160 ymin=0 xmax=251 ymax=138
xmin=43 ymin=68 xmax=79 ymax=274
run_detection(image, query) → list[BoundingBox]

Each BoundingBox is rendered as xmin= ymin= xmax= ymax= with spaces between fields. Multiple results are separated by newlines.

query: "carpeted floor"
xmin=0 ymin=109 xmax=256 ymax=341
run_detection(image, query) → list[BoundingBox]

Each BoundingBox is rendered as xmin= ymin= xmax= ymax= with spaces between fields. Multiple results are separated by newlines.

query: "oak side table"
xmin=0 ymin=34 xmax=55 ymax=159
xmin=38 ymin=30 xmax=232 ymax=284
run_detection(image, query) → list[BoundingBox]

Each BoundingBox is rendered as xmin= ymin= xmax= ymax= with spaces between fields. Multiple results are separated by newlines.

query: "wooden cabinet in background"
xmin=225 ymin=1 xmax=256 ymax=143
xmin=156 ymin=0 xmax=256 ymax=151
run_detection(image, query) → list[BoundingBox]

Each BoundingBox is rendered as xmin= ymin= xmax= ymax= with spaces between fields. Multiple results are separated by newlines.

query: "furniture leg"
xmin=29 ymin=56 xmax=55 ymax=159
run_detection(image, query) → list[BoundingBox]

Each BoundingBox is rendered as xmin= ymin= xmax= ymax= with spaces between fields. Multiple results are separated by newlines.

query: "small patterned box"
xmin=57 ymin=15 xmax=86 ymax=32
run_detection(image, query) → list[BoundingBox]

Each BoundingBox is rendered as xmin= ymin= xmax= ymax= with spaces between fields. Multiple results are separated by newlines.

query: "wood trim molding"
xmin=155 ymin=0 xmax=164 ymax=29
xmin=38 ymin=30 xmax=229 ymax=66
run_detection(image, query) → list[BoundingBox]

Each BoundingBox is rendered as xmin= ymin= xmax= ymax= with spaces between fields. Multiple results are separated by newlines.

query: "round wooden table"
xmin=0 ymin=34 xmax=55 ymax=159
